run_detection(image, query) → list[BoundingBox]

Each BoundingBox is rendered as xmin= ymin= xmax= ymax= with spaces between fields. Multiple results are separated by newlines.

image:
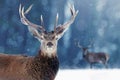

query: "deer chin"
xmin=43 ymin=46 xmax=56 ymax=57
xmin=46 ymin=46 xmax=55 ymax=52
xmin=47 ymin=47 xmax=53 ymax=51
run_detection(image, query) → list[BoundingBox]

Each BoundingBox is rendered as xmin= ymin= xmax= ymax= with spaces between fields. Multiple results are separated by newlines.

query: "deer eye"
xmin=44 ymin=36 xmax=47 ymax=39
xmin=39 ymin=35 xmax=43 ymax=40
xmin=52 ymin=36 xmax=55 ymax=39
xmin=51 ymin=31 xmax=54 ymax=33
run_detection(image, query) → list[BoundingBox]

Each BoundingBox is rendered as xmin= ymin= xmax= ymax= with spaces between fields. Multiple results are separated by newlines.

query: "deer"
xmin=75 ymin=40 xmax=109 ymax=69
xmin=0 ymin=4 xmax=78 ymax=80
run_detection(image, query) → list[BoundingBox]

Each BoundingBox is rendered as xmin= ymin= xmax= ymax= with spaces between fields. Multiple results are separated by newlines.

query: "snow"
xmin=55 ymin=69 xmax=120 ymax=80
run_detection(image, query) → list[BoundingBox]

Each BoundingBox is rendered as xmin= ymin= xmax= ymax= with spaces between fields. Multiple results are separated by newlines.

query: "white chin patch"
xmin=47 ymin=48 xmax=53 ymax=51
xmin=46 ymin=46 xmax=54 ymax=51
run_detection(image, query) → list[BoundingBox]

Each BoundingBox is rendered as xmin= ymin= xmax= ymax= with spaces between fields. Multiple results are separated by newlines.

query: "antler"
xmin=87 ymin=39 xmax=94 ymax=48
xmin=63 ymin=4 xmax=78 ymax=29
xmin=40 ymin=15 xmax=44 ymax=28
xmin=54 ymin=13 xmax=59 ymax=33
xmin=55 ymin=4 xmax=79 ymax=34
xmin=19 ymin=4 xmax=45 ymax=33
xmin=75 ymin=39 xmax=83 ymax=49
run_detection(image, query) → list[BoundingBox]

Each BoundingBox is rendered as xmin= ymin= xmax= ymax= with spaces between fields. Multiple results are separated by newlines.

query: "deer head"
xmin=75 ymin=40 xmax=94 ymax=55
xmin=19 ymin=4 xmax=78 ymax=57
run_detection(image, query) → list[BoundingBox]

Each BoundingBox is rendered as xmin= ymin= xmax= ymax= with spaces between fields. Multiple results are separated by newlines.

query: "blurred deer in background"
xmin=75 ymin=40 xmax=109 ymax=68
xmin=0 ymin=4 xmax=78 ymax=80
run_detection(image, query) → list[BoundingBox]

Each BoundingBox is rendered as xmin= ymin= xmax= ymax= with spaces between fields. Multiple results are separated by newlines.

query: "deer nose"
xmin=47 ymin=42 xmax=53 ymax=47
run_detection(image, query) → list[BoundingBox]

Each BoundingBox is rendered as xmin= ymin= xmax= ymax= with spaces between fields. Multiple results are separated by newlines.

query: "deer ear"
xmin=55 ymin=25 xmax=68 ymax=39
xmin=28 ymin=27 xmax=44 ymax=40
xmin=56 ymin=26 xmax=64 ymax=34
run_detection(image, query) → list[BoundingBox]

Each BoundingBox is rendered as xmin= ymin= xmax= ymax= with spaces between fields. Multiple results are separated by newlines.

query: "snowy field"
xmin=55 ymin=69 xmax=120 ymax=80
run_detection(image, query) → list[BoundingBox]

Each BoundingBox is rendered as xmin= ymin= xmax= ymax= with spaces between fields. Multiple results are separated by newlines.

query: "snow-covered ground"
xmin=55 ymin=69 xmax=120 ymax=80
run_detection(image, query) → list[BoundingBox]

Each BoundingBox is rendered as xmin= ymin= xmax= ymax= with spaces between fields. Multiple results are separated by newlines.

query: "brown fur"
xmin=82 ymin=49 xmax=109 ymax=68
xmin=0 ymin=50 xmax=59 ymax=80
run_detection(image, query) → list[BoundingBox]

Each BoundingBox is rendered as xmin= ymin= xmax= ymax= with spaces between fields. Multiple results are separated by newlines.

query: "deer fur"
xmin=0 ymin=51 xmax=59 ymax=80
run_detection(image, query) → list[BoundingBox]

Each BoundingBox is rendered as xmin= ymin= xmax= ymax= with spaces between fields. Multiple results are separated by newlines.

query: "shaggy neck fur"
xmin=27 ymin=50 xmax=59 ymax=80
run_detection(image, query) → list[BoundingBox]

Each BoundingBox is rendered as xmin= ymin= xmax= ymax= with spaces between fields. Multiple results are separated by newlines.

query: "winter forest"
xmin=0 ymin=0 xmax=120 ymax=69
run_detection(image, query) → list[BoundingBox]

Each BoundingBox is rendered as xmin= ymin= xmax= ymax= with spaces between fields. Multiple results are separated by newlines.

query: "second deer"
xmin=76 ymin=41 xmax=109 ymax=68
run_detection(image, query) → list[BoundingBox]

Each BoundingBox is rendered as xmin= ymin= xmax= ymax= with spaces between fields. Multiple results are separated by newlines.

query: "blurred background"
xmin=0 ymin=0 xmax=120 ymax=69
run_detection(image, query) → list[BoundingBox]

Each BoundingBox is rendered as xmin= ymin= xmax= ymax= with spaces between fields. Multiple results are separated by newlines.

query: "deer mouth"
xmin=46 ymin=46 xmax=54 ymax=51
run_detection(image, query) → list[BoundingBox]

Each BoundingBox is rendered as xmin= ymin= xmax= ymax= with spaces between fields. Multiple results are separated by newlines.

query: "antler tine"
xmin=77 ymin=41 xmax=82 ymax=48
xmin=19 ymin=4 xmax=26 ymax=25
xmin=88 ymin=39 xmax=94 ymax=48
xmin=54 ymin=13 xmax=59 ymax=32
xmin=40 ymin=15 xmax=44 ymax=28
xmin=19 ymin=4 xmax=22 ymax=18
xmin=69 ymin=3 xmax=79 ymax=21
xmin=19 ymin=4 xmax=45 ymax=32
xmin=21 ymin=6 xmax=27 ymax=24
xmin=24 ymin=4 xmax=33 ymax=14
xmin=69 ymin=3 xmax=75 ymax=15
xmin=74 ymin=39 xmax=82 ymax=48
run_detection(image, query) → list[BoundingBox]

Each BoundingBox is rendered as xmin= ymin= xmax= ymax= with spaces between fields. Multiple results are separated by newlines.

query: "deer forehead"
xmin=43 ymin=31 xmax=56 ymax=40
xmin=83 ymin=47 xmax=88 ymax=50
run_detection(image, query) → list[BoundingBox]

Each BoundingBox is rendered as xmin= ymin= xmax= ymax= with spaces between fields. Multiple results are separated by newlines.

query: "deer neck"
xmin=27 ymin=50 xmax=59 ymax=80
